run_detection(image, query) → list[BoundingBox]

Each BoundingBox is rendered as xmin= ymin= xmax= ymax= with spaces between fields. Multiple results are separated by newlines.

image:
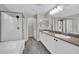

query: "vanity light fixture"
xmin=49 ymin=5 xmax=63 ymax=15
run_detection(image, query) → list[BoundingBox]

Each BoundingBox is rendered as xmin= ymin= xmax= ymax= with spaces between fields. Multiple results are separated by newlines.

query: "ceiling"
xmin=3 ymin=4 xmax=79 ymax=18
xmin=4 ymin=4 xmax=56 ymax=16
xmin=52 ymin=4 xmax=79 ymax=18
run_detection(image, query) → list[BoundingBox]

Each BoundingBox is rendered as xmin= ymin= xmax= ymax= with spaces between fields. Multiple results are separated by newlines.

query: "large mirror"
xmin=52 ymin=14 xmax=79 ymax=34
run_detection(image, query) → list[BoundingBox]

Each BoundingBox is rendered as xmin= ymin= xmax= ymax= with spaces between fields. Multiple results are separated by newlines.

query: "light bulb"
xmin=49 ymin=10 xmax=55 ymax=15
xmin=54 ymin=8 xmax=59 ymax=13
xmin=57 ymin=5 xmax=63 ymax=11
xmin=49 ymin=5 xmax=63 ymax=15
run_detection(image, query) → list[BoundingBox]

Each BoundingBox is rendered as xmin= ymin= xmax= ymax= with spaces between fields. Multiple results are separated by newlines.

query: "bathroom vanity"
xmin=40 ymin=30 xmax=79 ymax=54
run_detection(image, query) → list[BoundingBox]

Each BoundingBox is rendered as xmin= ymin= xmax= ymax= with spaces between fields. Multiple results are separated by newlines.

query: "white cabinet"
xmin=55 ymin=38 xmax=79 ymax=54
xmin=44 ymin=34 xmax=55 ymax=53
xmin=40 ymin=32 xmax=55 ymax=53
xmin=40 ymin=32 xmax=79 ymax=54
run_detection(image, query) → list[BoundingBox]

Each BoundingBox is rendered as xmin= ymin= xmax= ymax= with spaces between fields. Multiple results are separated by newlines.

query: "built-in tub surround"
xmin=40 ymin=30 xmax=79 ymax=47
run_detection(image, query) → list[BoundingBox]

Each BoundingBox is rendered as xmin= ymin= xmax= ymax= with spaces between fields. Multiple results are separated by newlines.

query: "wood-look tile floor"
xmin=23 ymin=37 xmax=50 ymax=54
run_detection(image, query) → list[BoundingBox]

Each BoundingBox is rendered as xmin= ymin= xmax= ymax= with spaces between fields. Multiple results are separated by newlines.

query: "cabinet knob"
xmin=54 ymin=39 xmax=55 ymax=40
xmin=56 ymin=40 xmax=58 ymax=41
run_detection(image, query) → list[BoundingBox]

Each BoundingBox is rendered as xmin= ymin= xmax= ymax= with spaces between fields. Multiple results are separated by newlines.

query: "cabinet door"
xmin=45 ymin=35 xmax=55 ymax=53
xmin=55 ymin=38 xmax=79 ymax=54
xmin=40 ymin=33 xmax=55 ymax=53
xmin=39 ymin=32 xmax=45 ymax=42
xmin=40 ymin=32 xmax=47 ymax=46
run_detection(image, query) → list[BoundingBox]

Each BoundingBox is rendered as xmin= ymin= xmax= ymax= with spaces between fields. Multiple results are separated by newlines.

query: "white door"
xmin=55 ymin=38 xmax=79 ymax=54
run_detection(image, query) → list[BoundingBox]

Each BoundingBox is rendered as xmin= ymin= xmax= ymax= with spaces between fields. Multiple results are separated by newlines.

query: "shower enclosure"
xmin=0 ymin=11 xmax=24 ymax=42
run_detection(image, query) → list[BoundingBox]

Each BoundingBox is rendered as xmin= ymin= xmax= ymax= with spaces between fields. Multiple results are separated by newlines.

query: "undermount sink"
xmin=43 ymin=31 xmax=48 ymax=33
xmin=55 ymin=34 xmax=71 ymax=39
